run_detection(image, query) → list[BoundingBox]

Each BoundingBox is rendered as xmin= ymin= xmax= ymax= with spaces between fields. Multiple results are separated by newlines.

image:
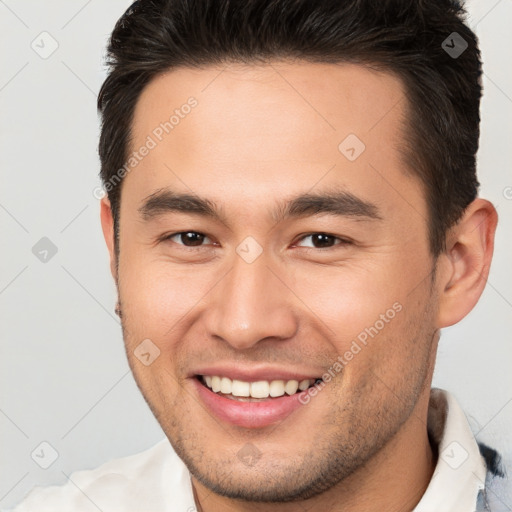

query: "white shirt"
xmin=8 ymin=389 xmax=492 ymax=512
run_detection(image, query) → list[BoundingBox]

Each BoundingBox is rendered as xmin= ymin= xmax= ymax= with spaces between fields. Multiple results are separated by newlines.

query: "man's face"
xmin=111 ymin=62 xmax=440 ymax=501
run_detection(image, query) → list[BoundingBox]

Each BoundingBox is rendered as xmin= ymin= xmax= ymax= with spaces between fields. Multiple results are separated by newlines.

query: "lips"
xmin=190 ymin=369 xmax=324 ymax=428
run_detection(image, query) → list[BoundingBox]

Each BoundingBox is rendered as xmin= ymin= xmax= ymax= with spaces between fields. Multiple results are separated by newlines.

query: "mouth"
xmin=196 ymin=375 xmax=322 ymax=401
xmin=192 ymin=374 xmax=323 ymax=428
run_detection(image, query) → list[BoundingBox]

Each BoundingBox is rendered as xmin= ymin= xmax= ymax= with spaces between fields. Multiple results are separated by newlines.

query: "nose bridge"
xmin=205 ymin=252 xmax=297 ymax=350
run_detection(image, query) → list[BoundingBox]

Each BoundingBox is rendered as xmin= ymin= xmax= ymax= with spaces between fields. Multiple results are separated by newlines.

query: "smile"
xmin=199 ymin=375 xmax=321 ymax=400
xmin=193 ymin=374 xmax=323 ymax=428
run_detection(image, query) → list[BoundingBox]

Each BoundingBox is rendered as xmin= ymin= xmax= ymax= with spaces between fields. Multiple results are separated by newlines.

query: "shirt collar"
xmin=413 ymin=388 xmax=487 ymax=511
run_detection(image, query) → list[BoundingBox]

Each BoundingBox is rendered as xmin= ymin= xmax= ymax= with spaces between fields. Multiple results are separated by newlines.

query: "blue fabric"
xmin=476 ymin=443 xmax=511 ymax=511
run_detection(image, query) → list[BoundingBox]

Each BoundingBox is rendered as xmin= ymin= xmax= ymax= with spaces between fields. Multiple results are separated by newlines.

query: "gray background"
xmin=1 ymin=0 xmax=511 ymax=509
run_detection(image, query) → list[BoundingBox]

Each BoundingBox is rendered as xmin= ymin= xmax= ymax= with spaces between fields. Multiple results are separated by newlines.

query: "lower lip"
xmin=192 ymin=378 xmax=310 ymax=428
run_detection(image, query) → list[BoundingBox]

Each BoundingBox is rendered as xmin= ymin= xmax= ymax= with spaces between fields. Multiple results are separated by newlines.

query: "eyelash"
xmin=160 ymin=231 xmax=352 ymax=250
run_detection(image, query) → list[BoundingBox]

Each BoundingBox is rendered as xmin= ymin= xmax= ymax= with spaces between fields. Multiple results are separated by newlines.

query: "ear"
xmin=100 ymin=196 xmax=118 ymax=281
xmin=436 ymin=198 xmax=498 ymax=328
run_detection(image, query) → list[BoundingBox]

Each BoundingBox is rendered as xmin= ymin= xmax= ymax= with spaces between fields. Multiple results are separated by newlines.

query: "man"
xmin=11 ymin=0 xmax=509 ymax=510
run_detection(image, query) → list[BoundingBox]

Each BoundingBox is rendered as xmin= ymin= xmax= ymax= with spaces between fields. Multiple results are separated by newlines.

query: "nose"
xmin=203 ymin=252 xmax=298 ymax=350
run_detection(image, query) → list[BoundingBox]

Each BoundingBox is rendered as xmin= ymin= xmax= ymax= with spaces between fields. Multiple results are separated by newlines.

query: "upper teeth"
xmin=202 ymin=375 xmax=315 ymax=399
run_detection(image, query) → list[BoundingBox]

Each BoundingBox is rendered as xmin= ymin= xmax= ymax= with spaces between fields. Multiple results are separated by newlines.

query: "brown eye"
xmin=296 ymin=233 xmax=349 ymax=249
xmin=166 ymin=231 xmax=211 ymax=247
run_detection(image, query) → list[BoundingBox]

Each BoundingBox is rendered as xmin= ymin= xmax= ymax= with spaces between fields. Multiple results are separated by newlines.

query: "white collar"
xmin=413 ymin=388 xmax=487 ymax=511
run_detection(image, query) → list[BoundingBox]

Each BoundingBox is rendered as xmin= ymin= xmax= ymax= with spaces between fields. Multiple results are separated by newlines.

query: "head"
xmin=98 ymin=0 xmax=497 ymax=504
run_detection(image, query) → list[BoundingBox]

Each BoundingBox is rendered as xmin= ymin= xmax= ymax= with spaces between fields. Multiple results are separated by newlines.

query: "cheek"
xmin=287 ymin=253 xmax=432 ymax=382
xmin=288 ymin=260 xmax=406 ymax=339
xmin=118 ymin=254 xmax=215 ymax=343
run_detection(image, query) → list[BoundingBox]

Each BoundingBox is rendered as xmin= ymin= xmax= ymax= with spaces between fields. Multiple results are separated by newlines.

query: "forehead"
xmin=124 ymin=61 xmax=423 ymax=225
xmin=131 ymin=61 xmax=407 ymax=155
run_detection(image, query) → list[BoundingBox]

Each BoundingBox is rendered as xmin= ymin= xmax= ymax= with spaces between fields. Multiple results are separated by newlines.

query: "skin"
xmin=100 ymin=61 xmax=497 ymax=512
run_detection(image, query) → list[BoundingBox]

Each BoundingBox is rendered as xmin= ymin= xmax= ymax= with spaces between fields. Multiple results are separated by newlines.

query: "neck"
xmin=192 ymin=390 xmax=436 ymax=512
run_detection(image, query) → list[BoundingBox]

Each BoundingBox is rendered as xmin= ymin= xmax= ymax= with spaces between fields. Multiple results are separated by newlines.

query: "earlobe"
xmin=437 ymin=198 xmax=498 ymax=328
xmin=99 ymin=196 xmax=118 ymax=281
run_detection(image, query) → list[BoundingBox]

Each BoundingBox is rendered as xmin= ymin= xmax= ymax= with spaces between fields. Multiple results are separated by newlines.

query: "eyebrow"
xmin=138 ymin=188 xmax=382 ymax=225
